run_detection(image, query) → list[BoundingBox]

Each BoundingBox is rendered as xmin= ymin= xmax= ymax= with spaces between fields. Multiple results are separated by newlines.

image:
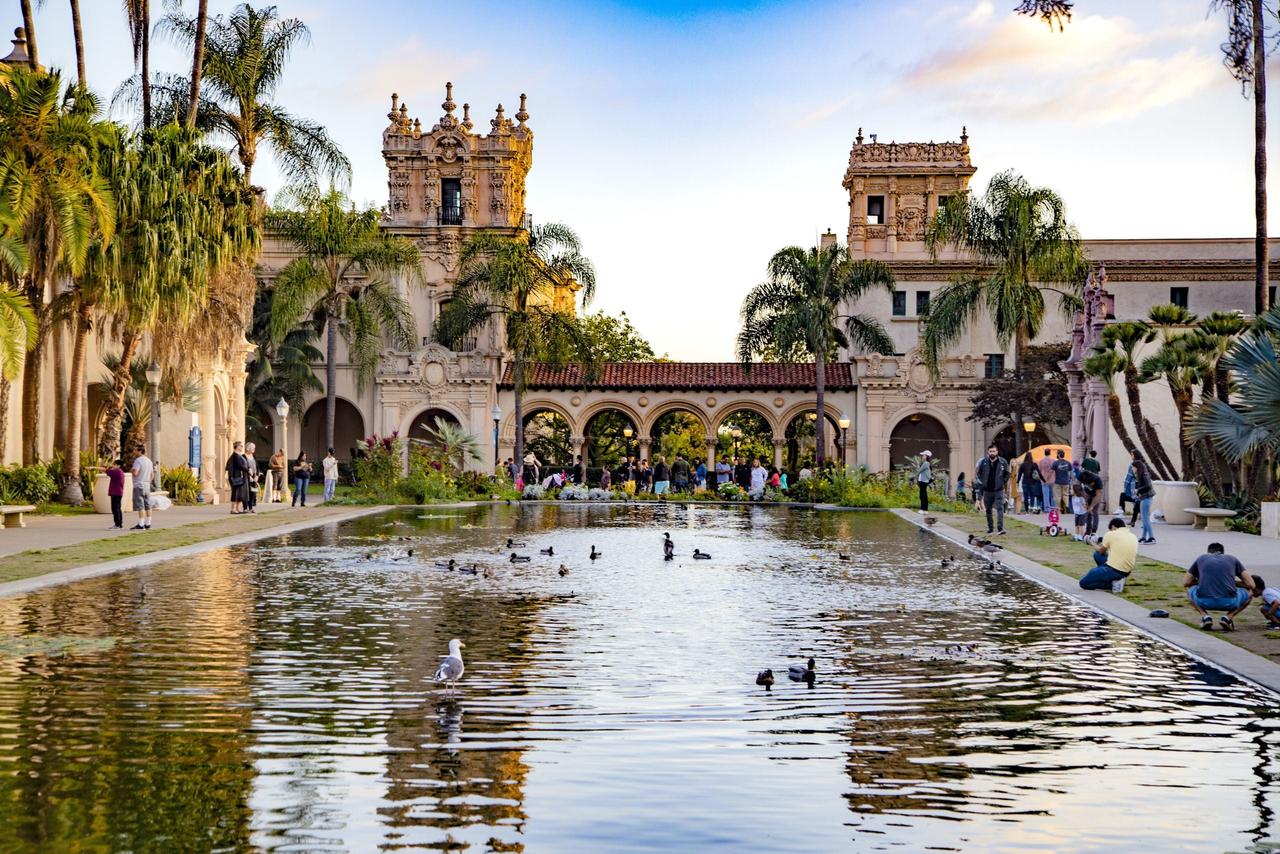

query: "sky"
xmin=16 ymin=0 xmax=1274 ymax=360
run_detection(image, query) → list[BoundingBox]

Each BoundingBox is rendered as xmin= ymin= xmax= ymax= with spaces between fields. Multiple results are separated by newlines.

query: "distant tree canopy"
xmin=565 ymin=310 xmax=660 ymax=362
xmin=967 ymin=342 xmax=1071 ymax=432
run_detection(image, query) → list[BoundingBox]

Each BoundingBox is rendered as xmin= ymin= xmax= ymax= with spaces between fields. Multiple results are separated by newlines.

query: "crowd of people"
xmin=220 ymin=444 xmax=341 ymax=513
xmin=500 ymin=452 xmax=812 ymax=499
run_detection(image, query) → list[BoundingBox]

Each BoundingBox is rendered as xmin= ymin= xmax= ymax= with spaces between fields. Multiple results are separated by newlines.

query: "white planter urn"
xmin=1154 ymin=480 xmax=1200 ymax=526
xmin=1262 ymin=502 xmax=1280 ymax=539
xmin=92 ymin=472 xmax=133 ymax=514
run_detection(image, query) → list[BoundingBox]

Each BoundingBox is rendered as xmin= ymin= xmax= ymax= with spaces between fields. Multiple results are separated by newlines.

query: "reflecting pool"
xmin=0 ymin=504 xmax=1277 ymax=852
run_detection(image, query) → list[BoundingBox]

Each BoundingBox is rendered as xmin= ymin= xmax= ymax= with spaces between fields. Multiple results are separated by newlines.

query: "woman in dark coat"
xmin=225 ymin=441 xmax=250 ymax=514
xmin=1017 ymin=452 xmax=1041 ymax=513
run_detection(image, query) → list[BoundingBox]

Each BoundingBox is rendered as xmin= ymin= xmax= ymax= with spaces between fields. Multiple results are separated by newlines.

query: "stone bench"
xmin=0 ymin=505 xmax=36 ymax=529
xmin=1185 ymin=508 xmax=1237 ymax=532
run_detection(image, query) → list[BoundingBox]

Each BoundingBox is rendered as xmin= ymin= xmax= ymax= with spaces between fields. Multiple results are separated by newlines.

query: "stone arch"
xmin=580 ymin=402 xmax=643 ymax=471
xmin=406 ymin=406 xmax=464 ymax=447
xmin=641 ymin=400 xmax=709 ymax=436
xmin=578 ymin=399 xmax=644 ymax=435
xmin=516 ymin=403 xmax=576 ymax=467
xmin=710 ymin=399 xmax=780 ymax=435
xmin=498 ymin=399 xmax=578 ymax=443
xmin=302 ymin=397 xmax=367 ymax=462
xmin=780 ymin=402 xmax=847 ymax=470
xmin=887 ymin=410 xmax=955 ymax=473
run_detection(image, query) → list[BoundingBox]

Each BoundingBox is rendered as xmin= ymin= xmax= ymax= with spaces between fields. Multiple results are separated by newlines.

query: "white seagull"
xmin=434 ymin=639 xmax=466 ymax=692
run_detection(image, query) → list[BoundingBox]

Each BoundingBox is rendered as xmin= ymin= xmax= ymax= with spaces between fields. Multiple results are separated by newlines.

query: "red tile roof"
xmin=500 ymin=362 xmax=854 ymax=391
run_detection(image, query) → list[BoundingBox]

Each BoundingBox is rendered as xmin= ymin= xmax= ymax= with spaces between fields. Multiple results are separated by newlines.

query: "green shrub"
xmin=161 ymin=465 xmax=201 ymax=504
xmin=0 ymin=464 xmax=58 ymax=505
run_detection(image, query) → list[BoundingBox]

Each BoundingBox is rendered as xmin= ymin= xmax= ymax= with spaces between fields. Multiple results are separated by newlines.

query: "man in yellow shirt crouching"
xmin=1080 ymin=518 xmax=1138 ymax=593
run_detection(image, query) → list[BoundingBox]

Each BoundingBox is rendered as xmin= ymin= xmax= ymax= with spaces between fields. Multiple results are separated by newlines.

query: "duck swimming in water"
xmin=589 ymin=546 xmax=601 ymax=560
xmin=507 ymin=538 xmax=527 ymax=548
xmin=540 ymin=546 xmax=554 ymax=556
xmin=692 ymin=549 xmax=711 ymax=560
xmin=510 ymin=553 xmax=531 ymax=563
xmin=755 ymin=669 xmax=775 ymax=689
xmin=788 ymin=657 xmax=816 ymax=684
xmin=434 ymin=559 xmax=456 ymax=570
xmin=558 ymin=565 xmax=570 ymax=577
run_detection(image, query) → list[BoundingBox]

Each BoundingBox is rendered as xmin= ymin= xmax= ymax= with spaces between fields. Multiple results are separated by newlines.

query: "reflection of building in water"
xmin=0 ymin=553 xmax=256 ymax=850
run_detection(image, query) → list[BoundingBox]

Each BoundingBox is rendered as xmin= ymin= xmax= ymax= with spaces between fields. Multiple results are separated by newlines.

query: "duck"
xmin=923 ymin=516 xmax=938 ymax=526
xmin=558 ymin=565 xmax=570 ymax=577
xmin=460 ymin=564 xmax=479 ymax=575
xmin=838 ymin=553 xmax=852 ymax=561
xmin=755 ymin=669 xmax=775 ymax=689
xmin=510 ymin=553 xmax=531 ymax=563
xmin=967 ymin=534 xmax=1003 ymax=551
xmin=433 ymin=638 xmax=466 ymax=692
xmin=589 ymin=546 xmax=601 ymax=560
xmin=406 ymin=548 xmax=415 ymax=557
xmin=540 ymin=546 xmax=555 ymax=556
xmin=692 ymin=549 xmax=711 ymax=560
xmin=434 ymin=559 xmax=456 ymax=570
xmin=662 ymin=533 xmax=674 ymax=561
xmin=788 ymin=657 xmax=816 ymax=683
xmin=507 ymin=538 xmax=527 ymax=548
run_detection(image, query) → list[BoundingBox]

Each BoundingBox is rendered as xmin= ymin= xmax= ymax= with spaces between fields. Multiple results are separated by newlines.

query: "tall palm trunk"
xmin=59 ymin=302 xmax=92 ymax=503
xmin=141 ymin=4 xmax=151 ymax=129
xmin=52 ymin=314 xmax=66 ymax=459
xmin=513 ymin=358 xmax=524 ymax=473
xmin=21 ymin=334 xmax=42 ymax=465
xmin=70 ymin=0 xmax=86 ymax=86
xmin=1104 ymin=393 xmax=1137 ymax=458
xmin=1172 ymin=385 xmax=1195 ymax=478
xmin=186 ymin=0 xmax=209 ymax=129
xmin=1121 ymin=365 xmax=1175 ymax=480
xmin=97 ymin=329 xmax=140 ymax=460
xmin=324 ymin=315 xmax=337 ymax=451
xmin=0 ymin=376 xmax=9 ymax=461
xmin=814 ymin=357 xmax=826 ymax=467
xmin=1254 ymin=0 xmax=1269 ymax=314
xmin=19 ymin=0 xmax=37 ymax=67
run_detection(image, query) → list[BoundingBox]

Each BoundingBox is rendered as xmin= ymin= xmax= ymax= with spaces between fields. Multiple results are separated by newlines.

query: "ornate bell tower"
xmin=843 ymin=129 xmax=975 ymax=258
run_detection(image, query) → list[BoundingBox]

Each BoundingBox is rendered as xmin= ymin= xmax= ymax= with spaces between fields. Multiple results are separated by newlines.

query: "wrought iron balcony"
xmin=437 ymin=205 xmax=463 ymax=226
xmin=421 ymin=334 xmax=476 ymax=351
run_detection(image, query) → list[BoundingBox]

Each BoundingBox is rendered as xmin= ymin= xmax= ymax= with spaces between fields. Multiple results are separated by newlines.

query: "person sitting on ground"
xmin=1080 ymin=517 xmax=1138 ymax=591
xmin=1256 ymin=575 xmax=1280 ymax=628
xmin=1184 ymin=542 xmax=1255 ymax=631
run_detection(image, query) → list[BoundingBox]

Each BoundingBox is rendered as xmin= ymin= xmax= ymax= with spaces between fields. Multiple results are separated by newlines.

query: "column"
xmin=571 ymin=435 xmax=586 ymax=478
xmin=198 ymin=372 xmax=219 ymax=503
xmin=925 ymin=177 xmax=937 ymax=223
xmin=704 ymin=436 xmax=717 ymax=486
xmin=849 ymin=178 xmax=867 ymax=253
xmin=772 ymin=436 xmax=785 ymax=470
xmin=637 ymin=436 xmax=652 ymax=462
xmin=886 ymin=178 xmax=898 ymax=254
xmin=1066 ymin=373 xmax=1086 ymax=462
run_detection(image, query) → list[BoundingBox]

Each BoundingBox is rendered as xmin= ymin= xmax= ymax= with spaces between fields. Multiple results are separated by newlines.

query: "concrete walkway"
xmin=1005 ymin=508 xmax=1280 ymax=573
xmin=0 ymin=497 xmax=325 ymax=559
xmin=896 ymin=508 xmax=1280 ymax=696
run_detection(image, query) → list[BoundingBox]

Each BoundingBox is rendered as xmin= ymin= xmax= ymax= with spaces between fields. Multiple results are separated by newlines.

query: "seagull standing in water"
xmin=434 ymin=639 xmax=466 ymax=692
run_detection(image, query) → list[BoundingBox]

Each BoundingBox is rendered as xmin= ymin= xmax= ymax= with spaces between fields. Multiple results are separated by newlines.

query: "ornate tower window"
xmin=440 ymin=178 xmax=462 ymax=225
xmin=867 ymin=195 xmax=885 ymax=225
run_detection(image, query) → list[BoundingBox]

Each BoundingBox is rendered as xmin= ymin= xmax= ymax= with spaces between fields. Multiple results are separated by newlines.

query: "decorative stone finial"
xmin=412 ymin=117 xmax=421 ymax=137
xmin=1 ymin=27 xmax=34 ymax=68
xmin=442 ymin=81 xmax=456 ymax=116
xmin=855 ymin=127 xmax=863 ymax=145
xmin=516 ymin=93 xmax=529 ymax=126
xmin=462 ymin=102 xmax=472 ymax=131
xmin=960 ymin=125 xmax=968 ymax=144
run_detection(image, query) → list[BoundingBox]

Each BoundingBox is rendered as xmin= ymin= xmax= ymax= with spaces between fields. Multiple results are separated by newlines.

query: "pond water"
xmin=0 ymin=504 xmax=1277 ymax=853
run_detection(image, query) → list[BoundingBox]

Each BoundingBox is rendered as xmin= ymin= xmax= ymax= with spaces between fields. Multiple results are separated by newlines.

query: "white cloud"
xmin=962 ymin=1 xmax=995 ymax=28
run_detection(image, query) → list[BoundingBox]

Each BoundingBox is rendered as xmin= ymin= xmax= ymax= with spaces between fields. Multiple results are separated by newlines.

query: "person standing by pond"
xmin=653 ymin=455 xmax=670 ymax=495
xmin=1037 ymin=448 xmax=1055 ymax=515
xmin=130 ymin=443 xmax=155 ymax=530
xmin=572 ymin=455 xmax=585 ymax=486
xmin=637 ymin=458 xmax=653 ymax=494
xmin=916 ymin=451 xmax=933 ymax=512
xmin=1184 ymin=543 xmax=1255 ymax=631
xmin=1051 ymin=450 xmax=1073 ymax=512
xmin=976 ymin=445 xmax=1009 ymax=535
xmin=225 ymin=441 xmax=250 ymax=515
xmin=1017 ymin=452 xmax=1041 ymax=513
xmin=322 ymin=448 xmax=339 ymax=502
xmin=244 ymin=442 xmax=260 ymax=514
xmin=1080 ymin=517 xmax=1137 ymax=592
xmin=1131 ymin=449 xmax=1156 ymax=544
xmin=716 ymin=456 xmax=731 ymax=486
xmin=106 ymin=458 xmax=125 ymax=530
xmin=749 ymin=457 xmax=767 ymax=499
xmin=672 ymin=454 xmax=690 ymax=493
xmin=268 ymin=448 xmax=286 ymax=502
xmin=1077 ymin=466 xmax=1103 ymax=538
xmin=292 ymin=452 xmax=312 ymax=507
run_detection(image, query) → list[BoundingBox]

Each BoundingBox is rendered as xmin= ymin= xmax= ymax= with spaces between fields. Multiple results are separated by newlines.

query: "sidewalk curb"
xmin=0 ymin=505 xmax=391 ymax=599
xmin=891 ymin=508 xmax=1280 ymax=697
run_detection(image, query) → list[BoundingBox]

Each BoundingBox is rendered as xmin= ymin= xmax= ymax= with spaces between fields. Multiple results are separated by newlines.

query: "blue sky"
xmin=18 ymin=0 xmax=1271 ymax=359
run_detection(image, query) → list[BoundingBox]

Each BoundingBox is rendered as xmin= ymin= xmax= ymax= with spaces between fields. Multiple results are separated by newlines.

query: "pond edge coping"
xmin=888 ymin=507 xmax=1280 ymax=699
xmin=0 ymin=505 xmax=393 ymax=599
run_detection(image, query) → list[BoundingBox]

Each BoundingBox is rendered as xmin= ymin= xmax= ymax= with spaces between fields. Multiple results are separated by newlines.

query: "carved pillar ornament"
xmin=637 ymin=436 xmax=652 ymax=459
xmin=772 ymin=436 xmax=786 ymax=469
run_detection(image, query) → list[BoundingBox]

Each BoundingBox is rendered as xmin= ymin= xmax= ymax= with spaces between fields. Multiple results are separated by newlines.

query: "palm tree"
xmin=269 ymin=189 xmax=420 ymax=451
xmin=93 ymin=124 xmax=259 ymax=463
xmin=18 ymin=2 xmax=37 ymax=67
xmin=130 ymin=3 xmax=350 ymax=187
xmin=1081 ymin=349 xmax=1138 ymax=457
xmin=436 ymin=223 xmax=597 ymax=469
xmin=0 ymin=69 xmax=114 ymax=465
xmin=123 ymin=0 xmax=152 ymax=127
xmin=245 ymin=287 xmax=322 ymax=428
xmin=70 ymin=0 xmax=86 ymax=87
xmin=1188 ymin=306 xmax=1280 ymax=498
xmin=0 ymin=199 xmax=34 ymax=382
xmin=185 ymin=0 xmax=209 ymax=129
xmin=737 ymin=244 xmax=895 ymax=467
xmin=923 ymin=170 xmax=1086 ymax=450
xmin=1021 ymin=0 xmax=1270 ymax=315
xmin=1095 ymin=321 xmax=1177 ymax=480
xmin=414 ymin=416 xmax=482 ymax=475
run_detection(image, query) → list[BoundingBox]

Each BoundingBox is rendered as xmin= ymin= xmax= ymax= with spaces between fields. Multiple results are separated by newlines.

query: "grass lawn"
xmin=0 ymin=505 xmax=362 ymax=585
xmin=932 ymin=510 xmax=1280 ymax=663
xmin=34 ymin=502 xmax=98 ymax=517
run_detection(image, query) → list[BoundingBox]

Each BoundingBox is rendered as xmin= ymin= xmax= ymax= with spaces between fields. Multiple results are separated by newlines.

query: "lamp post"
xmin=731 ymin=427 xmax=742 ymax=459
xmin=145 ymin=362 xmax=162 ymax=493
xmin=276 ymin=398 xmax=291 ymax=503
xmin=491 ymin=403 xmax=502 ymax=472
xmin=1022 ymin=418 xmax=1037 ymax=455
xmin=838 ymin=414 xmax=851 ymax=467
xmin=623 ymin=426 xmax=634 ymax=460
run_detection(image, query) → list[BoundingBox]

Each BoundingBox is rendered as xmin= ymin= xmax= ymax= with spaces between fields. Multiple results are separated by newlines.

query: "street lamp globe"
xmin=145 ymin=363 xmax=161 ymax=387
xmin=1022 ymin=419 xmax=1037 ymax=434
xmin=491 ymin=404 xmax=502 ymax=421
xmin=623 ymin=427 xmax=634 ymax=439
xmin=731 ymin=428 xmax=742 ymax=439
xmin=276 ymin=398 xmax=290 ymax=419
xmin=838 ymin=416 xmax=851 ymax=430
